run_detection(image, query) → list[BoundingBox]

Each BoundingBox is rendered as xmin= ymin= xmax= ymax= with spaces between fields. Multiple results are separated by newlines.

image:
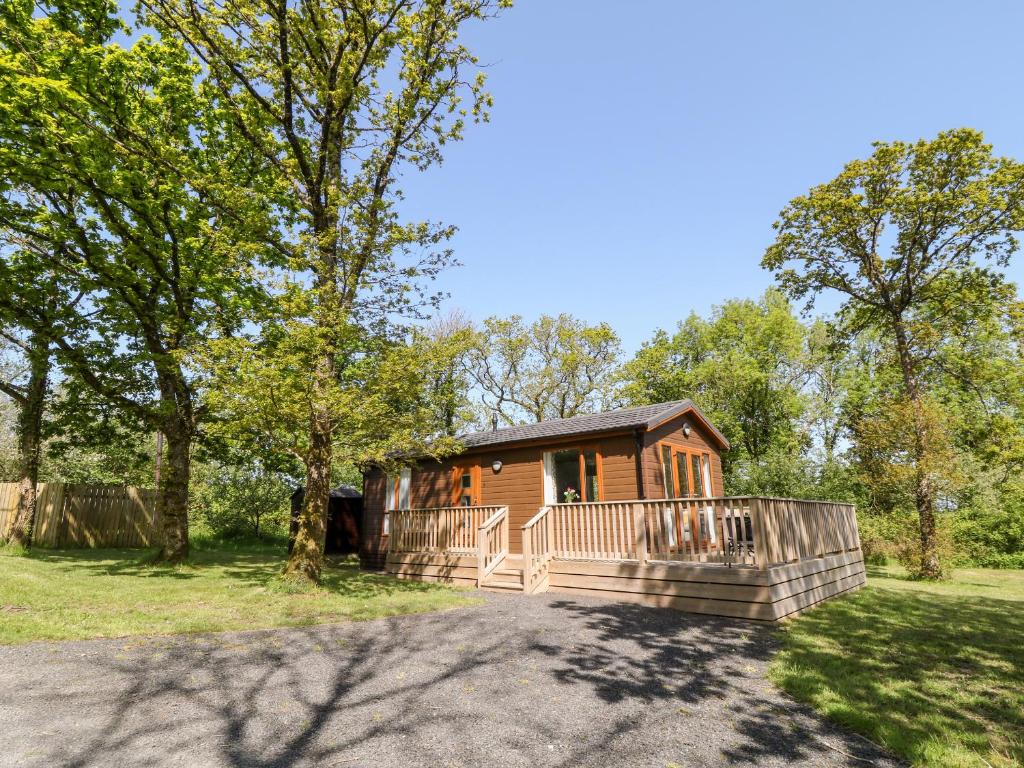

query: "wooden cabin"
xmin=362 ymin=400 xmax=865 ymax=621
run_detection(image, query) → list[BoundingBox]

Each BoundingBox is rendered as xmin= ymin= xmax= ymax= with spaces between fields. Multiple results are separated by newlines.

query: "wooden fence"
xmin=0 ymin=482 xmax=160 ymax=548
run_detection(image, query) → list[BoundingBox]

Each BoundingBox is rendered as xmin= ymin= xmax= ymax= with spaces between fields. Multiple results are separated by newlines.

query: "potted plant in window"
xmin=563 ymin=487 xmax=578 ymax=503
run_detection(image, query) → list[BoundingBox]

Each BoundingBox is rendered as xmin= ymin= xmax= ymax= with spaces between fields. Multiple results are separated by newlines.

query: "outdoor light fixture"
xmin=682 ymin=422 xmax=692 ymax=437
xmin=492 ymin=459 xmax=503 ymax=473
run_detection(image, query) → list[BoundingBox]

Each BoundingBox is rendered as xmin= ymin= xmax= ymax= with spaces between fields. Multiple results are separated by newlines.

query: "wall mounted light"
xmin=491 ymin=459 xmax=503 ymax=473
xmin=682 ymin=422 xmax=692 ymax=438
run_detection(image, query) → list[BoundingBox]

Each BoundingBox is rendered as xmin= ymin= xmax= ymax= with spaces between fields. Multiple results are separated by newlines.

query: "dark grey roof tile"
xmin=456 ymin=400 xmax=729 ymax=450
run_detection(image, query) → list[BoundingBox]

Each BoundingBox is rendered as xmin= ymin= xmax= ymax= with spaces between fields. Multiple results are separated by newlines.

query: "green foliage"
xmin=622 ymin=290 xmax=814 ymax=495
xmin=188 ymin=462 xmax=294 ymax=540
xmin=763 ymin=128 xmax=1024 ymax=578
xmin=949 ymin=506 xmax=1024 ymax=570
xmin=199 ymin=322 xmax=469 ymax=472
xmin=467 ymin=313 xmax=622 ymax=425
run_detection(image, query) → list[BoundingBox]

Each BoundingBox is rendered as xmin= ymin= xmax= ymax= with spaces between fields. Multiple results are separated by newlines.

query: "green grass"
xmin=0 ymin=542 xmax=479 ymax=645
xmin=769 ymin=565 xmax=1024 ymax=768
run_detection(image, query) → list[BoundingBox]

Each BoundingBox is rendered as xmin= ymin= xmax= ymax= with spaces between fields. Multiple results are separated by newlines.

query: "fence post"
xmin=632 ymin=503 xmax=648 ymax=564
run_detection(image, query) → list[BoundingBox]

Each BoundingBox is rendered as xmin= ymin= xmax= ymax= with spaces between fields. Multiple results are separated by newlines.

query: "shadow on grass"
xmin=771 ymin=582 xmax=1024 ymax=766
xmin=24 ymin=545 xmax=457 ymax=602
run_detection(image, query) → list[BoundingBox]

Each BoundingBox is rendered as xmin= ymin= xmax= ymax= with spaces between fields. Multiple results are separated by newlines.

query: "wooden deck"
xmin=385 ymin=497 xmax=865 ymax=621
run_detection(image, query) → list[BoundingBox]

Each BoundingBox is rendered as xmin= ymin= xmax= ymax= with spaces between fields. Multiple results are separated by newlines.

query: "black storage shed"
xmin=289 ymin=485 xmax=363 ymax=555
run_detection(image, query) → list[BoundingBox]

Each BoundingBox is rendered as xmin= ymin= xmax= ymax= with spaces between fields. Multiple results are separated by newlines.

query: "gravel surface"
xmin=0 ymin=591 xmax=899 ymax=768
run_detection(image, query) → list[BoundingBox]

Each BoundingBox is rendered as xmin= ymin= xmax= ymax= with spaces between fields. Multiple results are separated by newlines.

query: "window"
xmin=659 ymin=443 xmax=718 ymax=544
xmin=675 ymin=452 xmax=691 ymax=496
xmin=661 ymin=445 xmax=675 ymax=498
xmin=384 ymin=467 xmax=412 ymax=534
xmin=544 ymin=447 xmax=603 ymax=504
xmin=690 ymin=454 xmax=704 ymax=497
xmin=660 ymin=443 xmax=715 ymax=499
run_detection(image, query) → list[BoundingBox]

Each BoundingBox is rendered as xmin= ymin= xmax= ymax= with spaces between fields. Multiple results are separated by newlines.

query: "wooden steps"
xmin=481 ymin=566 xmax=525 ymax=593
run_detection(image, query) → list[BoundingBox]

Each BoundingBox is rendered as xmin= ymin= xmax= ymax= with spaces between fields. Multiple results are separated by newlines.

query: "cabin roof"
xmin=457 ymin=400 xmax=730 ymax=451
xmin=291 ymin=484 xmax=363 ymax=500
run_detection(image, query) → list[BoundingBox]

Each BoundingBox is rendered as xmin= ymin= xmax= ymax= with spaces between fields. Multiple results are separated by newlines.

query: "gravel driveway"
xmin=0 ymin=591 xmax=898 ymax=768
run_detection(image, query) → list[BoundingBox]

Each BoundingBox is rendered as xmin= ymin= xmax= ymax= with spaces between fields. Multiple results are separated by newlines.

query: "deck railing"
xmin=389 ymin=498 xmax=860 ymax=578
xmin=547 ymin=497 xmax=859 ymax=569
xmin=522 ymin=506 xmax=553 ymax=594
xmin=388 ymin=505 xmax=506 ymax=554
xmin=477 ymin=507 xmax=509 ymax=585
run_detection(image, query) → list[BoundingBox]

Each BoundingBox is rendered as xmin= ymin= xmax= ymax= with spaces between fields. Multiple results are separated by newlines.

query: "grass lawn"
xmin=0 ymin=542 xmax=479 ymax=645
xmin=770 ymin=565 xmax=1024 ymax=768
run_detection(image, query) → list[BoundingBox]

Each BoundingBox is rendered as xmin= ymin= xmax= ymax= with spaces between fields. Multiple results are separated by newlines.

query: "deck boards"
xmin=386 ymin=548 xmax=865 ymax=621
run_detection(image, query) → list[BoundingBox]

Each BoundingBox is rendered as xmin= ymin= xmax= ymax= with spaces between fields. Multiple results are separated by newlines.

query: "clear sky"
xmin=398 ymin=0 xmax=1024 ymax=354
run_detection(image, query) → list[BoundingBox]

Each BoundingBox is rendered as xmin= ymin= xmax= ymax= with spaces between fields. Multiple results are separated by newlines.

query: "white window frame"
xmin=384 ymin=467 xmax=413 ymax=535
xmin=701 ymin=455 xmax=716 ymax=543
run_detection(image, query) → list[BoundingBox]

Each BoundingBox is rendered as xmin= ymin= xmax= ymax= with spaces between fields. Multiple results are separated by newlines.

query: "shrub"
xmin=189 ymin=463 xmax=294 ymax=540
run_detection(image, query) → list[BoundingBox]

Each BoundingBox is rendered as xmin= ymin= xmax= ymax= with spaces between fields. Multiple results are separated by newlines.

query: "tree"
xmin=0 ymin=2 xmax=271 ymax=561
xmin=424 ymin=310 xmax=475 ymax=436
xmin=466 ymin=314 xmax=622 ymax=425
xmin=198 ymin=324 xmax=465 ymax=530
xmin=138 ymin=0 xmax=508 ymax=582
xmin=0 ymin=323 xmax=49 ymax=547
xmin=763 ymin=128 xmax=1024 ymax=578
xmin=621 ymin=291 xmax=810 ymax=495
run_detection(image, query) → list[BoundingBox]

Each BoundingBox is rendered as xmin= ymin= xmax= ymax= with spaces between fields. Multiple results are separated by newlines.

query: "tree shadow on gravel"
xmin=529 ymin=598 xmax=900 ymax=768
xmin=20 ymin=594 xmax=899 ymax=768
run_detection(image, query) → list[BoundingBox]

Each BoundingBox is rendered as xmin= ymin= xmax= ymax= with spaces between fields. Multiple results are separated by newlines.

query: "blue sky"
xmin=399 ymin=0 xmax=1024 ymax=354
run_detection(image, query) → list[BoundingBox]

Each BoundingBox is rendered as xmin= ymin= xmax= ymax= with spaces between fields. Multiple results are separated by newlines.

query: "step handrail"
xmin=521 ymin=505 xmax=553 ymax=594
xmin=477 ymin=506 xmax=509 ymax=585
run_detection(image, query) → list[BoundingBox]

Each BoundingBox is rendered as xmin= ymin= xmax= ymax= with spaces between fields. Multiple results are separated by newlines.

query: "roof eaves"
xmin=643 ymin=399 xmax=730 ymax=450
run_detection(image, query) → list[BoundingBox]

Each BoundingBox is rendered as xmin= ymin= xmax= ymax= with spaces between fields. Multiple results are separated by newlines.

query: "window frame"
xmin=657 ymin=442 xmax=716 ymax=500
xmin=384 ymin=466 xmax=412 ymax=535
xmin=544 ymin=444 xmax=604 ymax=504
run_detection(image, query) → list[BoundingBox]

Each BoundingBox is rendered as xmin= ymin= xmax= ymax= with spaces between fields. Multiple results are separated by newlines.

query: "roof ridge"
xmin=458 ymin=399 xmax=687 ymax=440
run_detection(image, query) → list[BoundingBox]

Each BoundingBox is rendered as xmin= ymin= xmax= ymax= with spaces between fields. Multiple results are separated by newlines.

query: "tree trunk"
xmin=285 ymin=403 xmax=332 ymax=583
xmin=6 ymin=331 xmax=49 ymax=548
xmin=153 ymin=415 xmax=192 ymax=564
xmin=284 ymin=210 xmax=340 ymax=584
xmin=892 ymin=318 xmax=942 ymax=579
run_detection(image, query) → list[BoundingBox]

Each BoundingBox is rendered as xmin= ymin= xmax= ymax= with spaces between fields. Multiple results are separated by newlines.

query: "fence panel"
xmin=0 ymin=482 xmax=159 ymax=548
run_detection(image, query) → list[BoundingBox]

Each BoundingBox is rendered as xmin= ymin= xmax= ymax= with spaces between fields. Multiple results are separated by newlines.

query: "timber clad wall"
xmin=366 ymin=407 xmax=866 ymax=621
xmin=361 ymin=472 xmax=387 ymax=569
xmin=0 ymin=482 xmax=159 ymax=548
xmin=361 ymin=413 xmax=727 ymax=560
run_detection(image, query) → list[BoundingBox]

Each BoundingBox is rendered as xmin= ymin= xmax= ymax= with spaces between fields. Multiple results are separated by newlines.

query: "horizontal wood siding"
xmin=477 ymin=447 xmax=542 ymax=553
xmin=548 ymin=550 xmax=865 ymax=621
xmin=411 ymin=460 xmax=451 ymax=508
xmin=360 ymin=470 xmax=387 ymax=569
xmin=597 ymin=435 xmax=641 ymax=501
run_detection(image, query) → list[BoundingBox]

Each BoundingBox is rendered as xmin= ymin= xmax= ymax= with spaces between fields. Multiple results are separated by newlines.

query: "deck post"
xmin=632 ymin=503 xmax=648 ymax=564
xmin=522 ymin=519 xmax=533 ymax=594
xmin=751 ymin=497 xmax=770 ymax=570
xmin=476 ymin=526 xmax=486 ymax=588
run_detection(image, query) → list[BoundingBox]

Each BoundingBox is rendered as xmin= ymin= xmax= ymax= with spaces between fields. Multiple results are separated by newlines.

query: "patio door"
xmin=659 ymin=444 xmax=717 ymax=545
